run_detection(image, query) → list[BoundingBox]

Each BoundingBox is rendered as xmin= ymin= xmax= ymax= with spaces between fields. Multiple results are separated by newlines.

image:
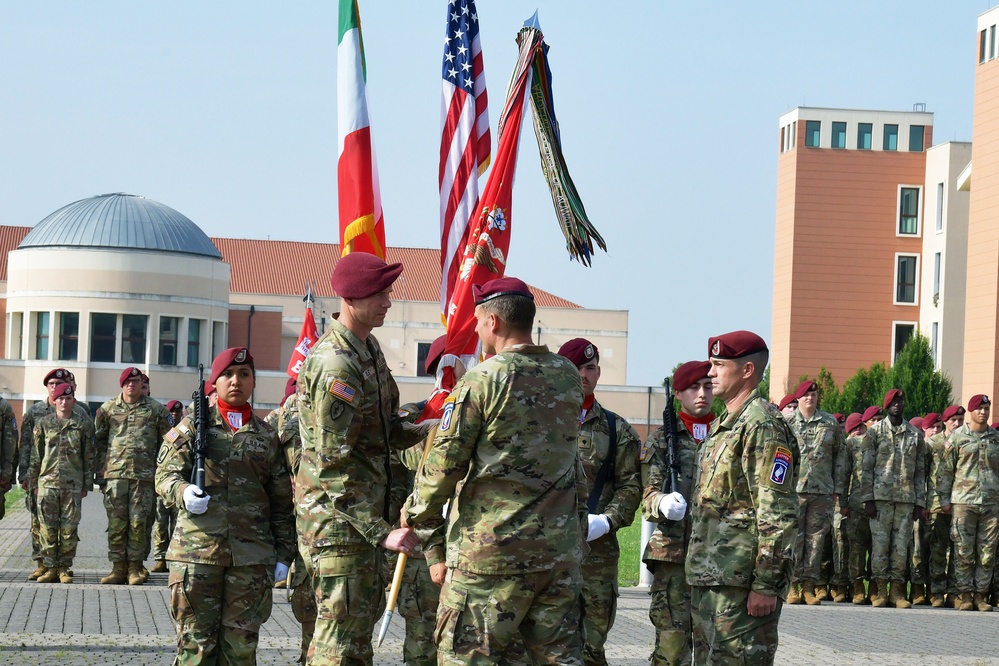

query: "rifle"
xmin=190 ymin=364 xmax=208 ymax=494
xmin=661 ymin=378 xmax=680 ymax=496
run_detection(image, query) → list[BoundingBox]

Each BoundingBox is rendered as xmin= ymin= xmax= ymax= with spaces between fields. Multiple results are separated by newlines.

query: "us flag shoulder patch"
xmin=165 ymin=428 xmax=180 ymax=444
xmin=770 ymin=446 xmax=792 ymax=485
xmin=329 ymin=379 xmax=357 ymax=404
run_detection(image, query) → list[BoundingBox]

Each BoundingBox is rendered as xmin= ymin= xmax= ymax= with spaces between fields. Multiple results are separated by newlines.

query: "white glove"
xmin=586 ymin=514 xmax=611 ymax=542
xmin=183 ymin=485 xmax=211 ymax=514
xmin=659 ymin=492 xmax=687 ymax=521
xmin=274 ymin=562 xmax=289 ymax=583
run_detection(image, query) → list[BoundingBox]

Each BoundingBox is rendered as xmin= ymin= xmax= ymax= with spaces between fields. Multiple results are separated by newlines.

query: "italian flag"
xmin=337 ymin=0 xmax=386 ymax=259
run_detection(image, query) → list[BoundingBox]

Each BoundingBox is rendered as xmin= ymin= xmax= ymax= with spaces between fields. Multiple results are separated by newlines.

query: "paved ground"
xmin=1 ymin=493 xmax=998 ymax=664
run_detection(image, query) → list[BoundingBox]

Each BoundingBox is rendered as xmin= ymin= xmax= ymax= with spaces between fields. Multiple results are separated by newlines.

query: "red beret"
xmin=921 ymin=413 xmax=940 ymax=430
xmin=558 ymin=338 xmax=599 ymax=368
xmin=909 ymin=416 xmax=924 ymax=428
xmin=832 ymin=413 xmax=845 ymax=424
xmin=166 ymin=400 xmax=183 ymax=411
xmin=883 ymin=388 xmax=904 ymax=409
xmin=43 ymin=368 xmax=70 ymax=386
xmin=778 ymin=394 xmax=798 ymax=411
xmin=969 ymin=394 xmax=991 ymax=411
xmin=673 ymin=361 xmax=711 ymax=392
xmin=65 ymin=371 xmax=76 ymax=383
xmin=280 ymin=377 xmax=297 ymax=407
xmin=942 ymin=405 xmax=966 ymax=421
xmin=708 ymin=330 xmax=768 ymax=360
xmin=844 ymin=412 xmax=864 ymax=434
xmin=794 ymin=380 xmax=817 ymax=399
xmin=472 ymin=276 xmax=533 ymax=306
xmin=52 ymin=382 xmax=74 ymax=397
xmin=120 ymin=367 xmax=142 ymax=387
xmin=993 ymin=421 xmax=999 ymax=430
xmin=209 ymin=347 xmax=254 ymax=386
xmin=331 ymin=252 xmax=403 ymax=299
xmin=862 ymin=406 xmax=883 ymax=422
xmin=424 ymin=335 xmax=447 ymax=375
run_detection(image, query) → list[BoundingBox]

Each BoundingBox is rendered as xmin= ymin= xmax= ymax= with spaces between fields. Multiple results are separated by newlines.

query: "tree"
xmin=887 ymin=333 xmax=953 ymax=419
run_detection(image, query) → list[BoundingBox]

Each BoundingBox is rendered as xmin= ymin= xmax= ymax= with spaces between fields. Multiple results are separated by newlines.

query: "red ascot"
xmin=217 ymin=398 xmax=253 ymax=433
xmin=679 ymin=411 xmax=713 ymax=443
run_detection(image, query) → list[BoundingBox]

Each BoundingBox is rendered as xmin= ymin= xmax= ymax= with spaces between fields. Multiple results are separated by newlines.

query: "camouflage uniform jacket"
xmin=296 ymin=321 xmax=421 ymax=554
xmin=30 ymin=412 xmax=94 ymax=492
xmin=685 ymin=389 xmax=799 ymax=597
xmin=578 ymin=399 xmax=642 ymax=536
xmin=18 ymin=400 xmax=87 ymax=486
xmin=403 ymin=343 xmax=587 ymax=574
xmin=0 ymin=398 xmax=17 ymax=488
xmin=641 ymin=420 xmax=702 ymax=563
xmin=94 ymin=394 xmax=171 ymax=482
xmin=926 ymin=431 xmax=956 ymax=512
xmin=859 ymin=417 xmax=926 ymax=506
xmin=937 ymin=424 xmax=999 ymax=507
xmin=789 ymin=408 xmax=848 ymax=495
xmin=841 ymin=435 xmax=870 ymax=509
xmin=155 ymin=407 xmax=296 ymax=566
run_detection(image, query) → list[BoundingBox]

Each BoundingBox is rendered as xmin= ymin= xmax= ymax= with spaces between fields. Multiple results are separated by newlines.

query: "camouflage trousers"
xmin=153 ymin=497 xmax=177 ymax=560
xmin=102 ymin=478 xmax=155 ymax=562
xmin=830 ymin=509 xmax=850 ymax=586
xmin=869 ymin=501 xmax=912 ymax=582
xmin=844 ymin=508 xmax=872 ymax=581
xmin=436 ymin=566 xmax=583 ymax=666
xmin=307 ymin=546 xmax=386 ymax=666
xmin=290 ymin=554 xmax=316 ymax=665
xmin=397 ymin=556 xmax=439 ymax=666
xmin=923 ymin=512 xmax=952 ymax=594
xmin=168 ymin=561 xmax=274 ymax=665
xmin=647 ymin=561 xmax=691 ymax=666
xmin=690 ymin=586 xmax=781 ymax=665
xmin=579 ymin=550 xmax=619 ymax=666
xmin=950 ymin=503 xmax=999 ymax=593
xmin=37 ymin=487 xmax=82 ymax=568
xmin=911 ymin=515 xmax=928 ymax=585
xmin=793 ymin=493 xmax=833 ymax=583
xmin=0 ymin=490 xmax=6 ymax=520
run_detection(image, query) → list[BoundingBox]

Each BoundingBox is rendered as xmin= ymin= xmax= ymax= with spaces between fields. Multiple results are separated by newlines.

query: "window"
xmin=790 ymin=121 xmax=796 ymax=148
xmin=416 ymin=342 xmax=434 ymax=377
xmin=933 ymin=252 xmax=941 ymax=301
xmin=858 ymin=123 xmax=873 ymax=150
xmin=992 ymin=25 xmax=996 ymax=60
xmin=893 ymin=323 xmax=916 ymax=361
xmin=188 ymin=319 xmax=203 ymax=367
xmin=884 ymin=124 xmax=899 ymax=151
xmin=805 ymin=120 xmax=820 ymax=147
xmin=831 ymin=121 xmax=846 ymax=148
xmin=909 ymin=125 xmax=925 ymax=152
xmin=780 ymin=126 xmax=785 ymax=152
xmin=898 ymin=187 xmax=920 ymax=234
xmin=91 ymin=314 xmax=116 ymax=362
xmin=35 ymin=312 xmax=50 ymax=360
xmin=212 ymin=321 xmax=226 ymax=357
xmin=9 ymin=312 xmax=23 ymax=360
xmin=58 ymin=312 xmax=79 ymax=361
xmin=895 ymin=255 xmax=918 ymax=304
xmin=931 ymin=322 xmax=939 ymax=366
xmin=982 ymin=29 xmax=988 ymax=63
xmin=936 ymin=182 xmax=944 ymax=231
xmin=159 ymin=316 xmax=179 ymax=365
xmin=121 ymin=315 xmax=147 ymax=364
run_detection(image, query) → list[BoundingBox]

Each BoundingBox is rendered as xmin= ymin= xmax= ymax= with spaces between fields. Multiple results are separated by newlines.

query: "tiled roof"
xmin=0 ymin=226 xmax=578 ymax=308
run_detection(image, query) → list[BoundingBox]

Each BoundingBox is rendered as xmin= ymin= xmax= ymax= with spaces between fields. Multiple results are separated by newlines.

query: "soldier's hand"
xmin=586 ymin=514 xmax=611 ymax=542
xmin=182 ymin=485 xmax=211 ymax=514
xmin=864 ymin=500 xmax=877 ymax=518
xmin=659 ymin=492 xmax=687 ymax=521
xmin=0 ymin=480 xmax=10 ymax=492
xmin=81 ymin=490 xmax=88 ymax=498
xmin=840 ymin=506 xmax=850 ymax=517
xmin=21 ymin=480 xmax=28 ymax=491
xmin=913 ymin=506 xmax=928 ymax=521
xmin=429 ymin=562 xmax=447 ymax=587
xmin=747 ymin=591 xmax=778 ymax=617
xmin=942 ymin=505 xmax=952 ymax=515
xmin=380 ymin=527 xmax=420 ymax=555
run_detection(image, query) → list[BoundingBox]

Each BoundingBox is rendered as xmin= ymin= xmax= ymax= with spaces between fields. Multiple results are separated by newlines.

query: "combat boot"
xmin=28 ymin=559 xmax=46 ymax=581
xmin=890 ymin=582 xmax=911 ymax=609
xmin=851 ymin=581 xmax=867 ymax=605
xmin=58 ymin=567 xmax=73 ymax=584
xmin=832 ymin=585 xmax=849 ymax=603
xmin=814 ymin=584 xmax=829 ymax=602
xmin=957 ymin=592 xmax=974 ymax=611
xmin=911 ymin=583 xmax=927 ymax=605
xmin=802 ymin=581 xmax=821 ymax=605
xmin=786 ymin=582 xmax=803 ymax=605
xmin=137 ymin=565 xmax=149 ymax=583
xmin=870 ymin=580 xmax=888 ymax=607
xmin=37 ymin=567 xmax=59 ymax=583
xmin=150 ymin=560 xmax=168 ymax=573
xmin=974 ymin=593 xmax=993 ymax=612
xmin=127 ymin=561 xmax=145 ymax=586
xmin=101 ymin=561 xmax=128 ymax=585
xmin=930 ymin=593 xmax=946 ymax=608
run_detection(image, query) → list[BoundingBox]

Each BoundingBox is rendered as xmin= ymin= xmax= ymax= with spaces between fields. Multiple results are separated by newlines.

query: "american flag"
xmin=439 ymin=0 xmax=490 ymax=321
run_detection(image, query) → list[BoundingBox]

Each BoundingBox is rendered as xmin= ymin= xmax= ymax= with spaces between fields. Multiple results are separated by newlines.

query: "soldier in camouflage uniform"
xmin=94 ymin=366 xmax=172 ymax=586
xmin=555 ymin=337 xmax=641 ymax=666
xmin=0 ymin=393 xmax=18 ymax=521
xmin=778 ymin=395 xmax=797 ymax=422
xmin=937 ymin=395 xmax=999 ymax=612
xmin=838 ymin=414 xmax=872 ymax=604
xmin=785 ymin=380 xmax=847 ymax=605
xmin=17 ymin=368 xmax=87 ymax=580
xmin=29 ymin=383 xmax=93 ymax=583
xmin=296 ymin=253 xmax=427 ymax=666
xmin=151 ymin=399 xmax=186 ymax=574
xmin=642 ymin=361 xmax=713 ymax=666
xmin=155 ymin=347 xmax=296 ymax=664
xmin=403 ymin=276 xmax=587 ymax=665
xmin=909 ymin=412 xmax=943 ymax=605
xmin=860 ymin=389 xmax=926 ymax=609
xmin=686 ymin=331 xmax=798 ymax=665
xmin=930 ymin=405 xmax=964 ymax=607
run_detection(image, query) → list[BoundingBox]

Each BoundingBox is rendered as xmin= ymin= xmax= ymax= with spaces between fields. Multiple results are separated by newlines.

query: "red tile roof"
xmin=0 ymin=226 xmax=579 ymax=308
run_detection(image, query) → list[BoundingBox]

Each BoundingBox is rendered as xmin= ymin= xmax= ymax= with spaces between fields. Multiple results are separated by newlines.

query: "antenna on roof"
xmin=913 ymin=102 xmax=926 ymax=112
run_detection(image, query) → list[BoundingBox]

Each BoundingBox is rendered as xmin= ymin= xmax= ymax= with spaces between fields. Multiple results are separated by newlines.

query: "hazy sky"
xmin=0 ymin=2 xmax=986 ymax=385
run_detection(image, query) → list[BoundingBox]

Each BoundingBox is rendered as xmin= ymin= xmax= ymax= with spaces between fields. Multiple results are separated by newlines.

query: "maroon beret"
xmin=120 ymin=367 xmax=142 ymax=387
xmin=832 ymin=413 xmax=845 ymax=424
xmin=708 ymin=330 xmax=768 ymax=360
xmin=558 ymin=338 xmax=599 ymax=368
xmin=993 ymin=422 xmax=999 ymax=430
xmin=672 ymin=361 xmax=711 ymax=392
xmin=331 ymin=252 xmax=403 ymax=299
xmin=909 ymin=416 xmax=924 ymax=428
xmin=844 ymin=412 xmax=864 ymax=434
xmin=280 ymin=377 xmax=297 ymax=407
xmin=778 ymin=394 xmax=798 ymax=411
xmin=209 ymin=347 xmax=255 ymax=386
xmin=862 ymin=406 xmax=883 ymax=422
xmin=969 ymin=394 xmax=991 ymax=411
xmin=424 ymin=335 xmax=447 ymax=375
xmin=65 ymin=371 xmax=76 ymax=383
xmin=43 ymin=368 xmax=70 ymax=387
xmin=166 ymin=400 xmax=183 ymax=411
xmin=883 ymin=388 xmax=904 ymax=409
xmin=942 ymin=405 xmax=966 ymax=421
xmin=472 ymin=276 xmax=533 ymax=306
xmin=52 ymin=382 xmax=74 ymax=397
xmin=921 ymin=413 xmax=940 ymax=430
xmin=794 ymin=380 xmax=817 ymax=399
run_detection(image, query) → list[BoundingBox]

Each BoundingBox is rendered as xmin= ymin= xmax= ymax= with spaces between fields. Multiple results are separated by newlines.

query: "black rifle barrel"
xmin=190 ymin=364 xmax=208 ymax=494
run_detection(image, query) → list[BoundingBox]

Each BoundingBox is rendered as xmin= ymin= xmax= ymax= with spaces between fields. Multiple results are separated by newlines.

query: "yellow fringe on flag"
xmin=340 ymin=213 xmax=385 ymax=259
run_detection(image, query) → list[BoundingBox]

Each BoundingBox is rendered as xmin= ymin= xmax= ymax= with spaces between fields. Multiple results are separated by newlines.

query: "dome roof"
xmin=18 ymin=193 xmax=222 ymax=259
